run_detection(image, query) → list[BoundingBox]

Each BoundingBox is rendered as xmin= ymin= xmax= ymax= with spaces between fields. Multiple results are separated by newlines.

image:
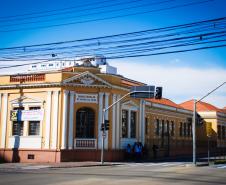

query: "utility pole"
xmin=193 ymin=81 xmax=226 ymax=165
xmin=193 ymin=99 xmax=197 ymax=165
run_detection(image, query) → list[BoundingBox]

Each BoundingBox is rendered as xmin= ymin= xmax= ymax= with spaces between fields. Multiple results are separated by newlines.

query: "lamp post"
xmin=100 ymin=85 xmax=158 ymax=164
xmin=192 ymin=81 xmax=226 ymax=165
xmin=101 ymin=92 xmax=131 ymax=165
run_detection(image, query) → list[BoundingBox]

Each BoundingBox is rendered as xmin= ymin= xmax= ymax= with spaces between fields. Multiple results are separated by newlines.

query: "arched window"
xmin=76 ymin=107 xmax=95 ymax=138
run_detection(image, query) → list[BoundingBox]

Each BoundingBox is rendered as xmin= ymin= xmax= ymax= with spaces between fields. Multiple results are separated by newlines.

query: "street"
xmin=0 ymin=162 xmax=226 ymax=185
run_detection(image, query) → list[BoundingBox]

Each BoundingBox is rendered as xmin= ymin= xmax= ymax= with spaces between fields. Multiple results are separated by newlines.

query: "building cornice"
xmin=0 ymin=81 xmax=129 ymax=91
xmin=145 ymin=101 xmax=192 ymax=116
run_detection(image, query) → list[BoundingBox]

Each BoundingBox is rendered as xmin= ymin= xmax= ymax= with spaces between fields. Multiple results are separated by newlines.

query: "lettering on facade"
xmin=10 ymin=74 xmax=45 ymax=82
xmin=10 ymin=109 xmax=44 ymax=121
xmin=75 ymin=94 xmax=98 ymax=103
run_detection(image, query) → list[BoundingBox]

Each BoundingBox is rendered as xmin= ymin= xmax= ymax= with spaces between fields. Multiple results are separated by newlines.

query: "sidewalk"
xmin=0 ymin=161 xmax=116 ymax=170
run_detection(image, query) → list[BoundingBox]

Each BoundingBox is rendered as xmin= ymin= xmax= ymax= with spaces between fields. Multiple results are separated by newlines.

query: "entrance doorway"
xmin=76 ymin=107 xmax=95 ymax=138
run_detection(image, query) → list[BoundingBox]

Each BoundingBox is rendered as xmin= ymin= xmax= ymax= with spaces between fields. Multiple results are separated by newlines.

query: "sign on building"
xmin=75 ymin=94 xmax=98 ymax=103
xmin=10 ymin=109 xmax=44 ymax=121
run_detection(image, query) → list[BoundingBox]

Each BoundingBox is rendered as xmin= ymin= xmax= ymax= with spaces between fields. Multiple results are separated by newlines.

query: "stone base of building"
xmin=0 ymin=149 xmax=125 ymax=163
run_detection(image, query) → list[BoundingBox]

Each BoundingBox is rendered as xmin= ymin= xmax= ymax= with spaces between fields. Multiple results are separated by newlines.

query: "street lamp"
xmin=192 ymin=81 xmax=226 ymax=165
xmin=100 ymin=85 xmax=160 ymax=164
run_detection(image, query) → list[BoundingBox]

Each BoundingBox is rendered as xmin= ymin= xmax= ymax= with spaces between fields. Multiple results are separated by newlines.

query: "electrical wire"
xmin=0 ymin=0 xmax=213 ymax=33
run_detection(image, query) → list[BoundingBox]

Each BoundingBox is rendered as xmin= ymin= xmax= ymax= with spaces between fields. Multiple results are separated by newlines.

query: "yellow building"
xmin=0 ymin=59 xmax=224 ymax=163
xmin=180 ymin=100 xmax=226 ymax=154
xmin=145 ymin=98 xmax=193 ymax=158
xmin=0 ymin=61 xmax=148 ymax=162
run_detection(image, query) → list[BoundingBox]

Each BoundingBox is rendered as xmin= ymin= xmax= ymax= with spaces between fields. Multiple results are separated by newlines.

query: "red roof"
xmin=221 ymin=107 xmax=226 ymax=113
xmin=146 ymin=98 xmax=184 ymax=109
xmin=180 ymin=99 xmax=224 ymax=113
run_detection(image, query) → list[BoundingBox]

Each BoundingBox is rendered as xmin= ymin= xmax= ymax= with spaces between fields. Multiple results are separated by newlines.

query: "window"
xmin=218 ymin=125 xmax=221 ymax=139
xmin=166 ymin=120 xmax=170 ymax=136
xmin=222 ymin=126 xmax=225 ymax=139
xmin=145 ymin=117 xmax=148 ymax=135
xmin=76 ymin=108 xmax=95 ymax=138
xmin=28 ymin=107 xmax=41 ymax=136
xmin=12 ymin=107 xmax=24 ymax=136
xmin=130 ymin=111 xmax=136 ymax=138
xmin=12 ymin=121 xmax=24 ymax=136
xmin=183 ymin=122 xmax=187 ymax=137
xmin=29 ymin=106 xmax=40 ymax=110
xmin=155 ymin=119 xmax=160 ymax=136
xmin=170 ymin=121 xmax=175 ymax=136
xmin=122 ymin=110 xmax=128 ymax=138
xmin=29 ymin=121 xmax=40 ymax=135
xmin=48 ymin=64 xmax=54 ymax=67
xmin=179 ymin=122 xmax=183 ymax=137
xmin=188 ymin=123 xmax=192 ymax=137
xmin=161 ymin=120 xmax=165 ymax=137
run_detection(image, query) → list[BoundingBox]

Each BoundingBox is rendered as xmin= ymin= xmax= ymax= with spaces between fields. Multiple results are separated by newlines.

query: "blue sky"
xmin=0 ymin=0 xmax=226 ymax=107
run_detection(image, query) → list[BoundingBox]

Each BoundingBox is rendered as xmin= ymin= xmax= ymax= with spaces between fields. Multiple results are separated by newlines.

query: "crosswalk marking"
xmin=217 ymin=165 xmax=226 ymax=169
xmin=124 ymin=162 xmax=186 ymax=168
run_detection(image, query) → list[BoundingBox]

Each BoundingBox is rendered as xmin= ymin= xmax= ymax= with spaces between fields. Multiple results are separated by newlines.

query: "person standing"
xmin=126 ymin=144 xmax=132 ymax=161
xmin=152 ymin=144 xmax=158 ymax=159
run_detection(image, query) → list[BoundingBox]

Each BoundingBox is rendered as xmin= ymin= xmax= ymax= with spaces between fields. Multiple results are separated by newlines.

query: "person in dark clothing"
xmin=126 ymin=144 xmax=132 ymax=161
xmin=152 ymin=144 xmax=158 ymax=159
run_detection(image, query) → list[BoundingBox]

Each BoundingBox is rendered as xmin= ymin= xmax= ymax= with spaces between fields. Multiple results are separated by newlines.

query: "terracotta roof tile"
xmin=179 ymin=99 xmax=224 ymax=113
xmin=146 ymin=98 xmax=184 ymax=109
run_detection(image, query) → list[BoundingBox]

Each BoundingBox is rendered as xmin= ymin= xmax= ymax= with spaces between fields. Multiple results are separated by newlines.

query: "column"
xmin=51 ymin=91 xmax=59 ymax=149
xmin=98 ymin=92 xmax=104 ymax=149
xmin=61 ymin=90 xmax=69 ymax=149
xmin=139 ymin=100 xmax=143 ymax=143
xmin=0 ymin=93 xmax=2 ymax=113
xmin=139 ymin=100 xmax=146 ymax=145
xmin=111 ymin=94 xmax=117 ymax=149
xmin=104 ymin=93 xmax=109 ymax=149
xmin=141 ymin=100 xmax=146 ymax=145
xmin=116 ymin=94 xmax=121 ymax=149
xmin=68 ymin=91 xmax=75 ymax=149
xmin=23 ymin=105 xmax=28 ymax=136
xmin=128 ymin=110 xmax=131 ymax=138
xmin=45 ymin=91 xmax=52 ymax=149
xmin=1 ymin=93 xmax=8 ymax=148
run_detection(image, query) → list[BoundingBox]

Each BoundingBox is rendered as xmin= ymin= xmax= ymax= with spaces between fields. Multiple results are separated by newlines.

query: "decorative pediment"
xmin=10 ymin=95 xmax=44 ymax=104
xmin=122 ymin=100 xmax=139 ymax=110
xmin=62 ymin=71 xmax=112 ymax=88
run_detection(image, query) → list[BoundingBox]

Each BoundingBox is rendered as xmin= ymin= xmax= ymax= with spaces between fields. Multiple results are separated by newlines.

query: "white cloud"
xmin=110 ymin=60 xmax=226 ymax=108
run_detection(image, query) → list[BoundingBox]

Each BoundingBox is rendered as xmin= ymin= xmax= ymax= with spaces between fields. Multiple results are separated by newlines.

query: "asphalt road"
xmin=0 ymin=162 xmax=226 ymax=185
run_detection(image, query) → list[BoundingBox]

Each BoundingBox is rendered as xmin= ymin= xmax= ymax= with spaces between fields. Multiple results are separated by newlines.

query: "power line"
xmin=0 ymin=0 xmax=145 ymax=24
xmin=0 ymin=0 xmax=213 ymax=33
xmin=3 ymin=29 xmax=226 ymax=59
xmin=0 ymin=43 xmax=226 ymax=70
xmin=1 ymin=20 xmax=225 ymax=58
xmin=0 ymin=0 xmax=123 ymax=20
xmin=0 ymin=16 xmax=224 ymax=51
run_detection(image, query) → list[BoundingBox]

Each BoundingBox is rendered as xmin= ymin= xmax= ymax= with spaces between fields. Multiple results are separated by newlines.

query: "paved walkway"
xmin=0 ymin=161 xmax=115 ymax=170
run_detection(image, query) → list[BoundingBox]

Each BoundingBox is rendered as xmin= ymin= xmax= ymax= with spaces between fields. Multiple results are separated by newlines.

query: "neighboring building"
xmin=28 ymin=55 xmax=117 ymax=75
xmin=145 ymin=98 xmax=193 ymax=158
xmin=180 ymin=100 xmax=226 ymax=152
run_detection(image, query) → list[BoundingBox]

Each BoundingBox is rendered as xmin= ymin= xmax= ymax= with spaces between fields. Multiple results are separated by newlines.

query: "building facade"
xmin=0 ymin=63 xmax=148 ymax=162
xmin=180 ymin=100 xmax=226 ymax=154
xmin=145 ymin=98 xmax=193 ymax=158
xmin=0 ymin=59 xmax=225 ymax=163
